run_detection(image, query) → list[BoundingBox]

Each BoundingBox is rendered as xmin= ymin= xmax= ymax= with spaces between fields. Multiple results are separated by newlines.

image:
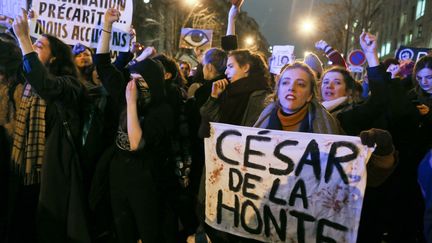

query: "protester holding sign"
xmin=9 ymin=9 xmax=90 ymax=242
xmin=254 ymin=61 xmax=395 ymax=180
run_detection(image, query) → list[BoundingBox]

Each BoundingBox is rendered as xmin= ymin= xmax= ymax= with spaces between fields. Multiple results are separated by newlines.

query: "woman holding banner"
xmin=254 ymin=62 xmax=396 ymax=186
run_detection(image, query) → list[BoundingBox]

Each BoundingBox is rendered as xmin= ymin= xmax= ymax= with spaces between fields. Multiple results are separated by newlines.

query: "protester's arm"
xmin=337 ymin=32 xmax=389 ymax=135
xmin=226 ymin=4 xmax=238 ymax=36
xmin=360 ymin=32 xmax=379 ymax=68
xmin=222 ymin=4 xmax=240 ymax=51
xmin=315 ymin=40 xmax=347 ymax=68
xmin=97 ymin=8 xmax=119 ymax=54
xmin=13 ymin=10 xmax=81 ymax=102
xmin=95 ymin=9 xmax=126 ymax=106
xmin=360 ymin=128 xmax=397 ymax=187
xmin=126 ymin=80 xmax=142 ymax=151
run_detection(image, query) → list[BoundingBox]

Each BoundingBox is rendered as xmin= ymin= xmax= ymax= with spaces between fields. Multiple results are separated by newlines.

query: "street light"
xmin=182 ymin=0 xmax=200 ymax=27
xmin=245 ymin=36 xmax=255 ymax=46
xmin=300 ymin=19 xmax=315 ymax=34
xmin=143 ymin=0 xmax=150 ymax=3
xmin=185 ymin=0 xmax=198 ymax=7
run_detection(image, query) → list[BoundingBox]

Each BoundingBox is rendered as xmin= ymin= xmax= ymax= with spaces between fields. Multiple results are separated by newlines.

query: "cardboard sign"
xmin=205 ymin=123 xmax=373 ymax=242
xmin=30 ymin=0 xmax=133 ymax=51
xmin=395 ymin=46 xmax=431 ymax=62
xmin=179 ymin=28 xmax=213 ymax=50
xmin=0 ymin=0 xmax=27 ymax=18
xmin=269 ymin=45 xmax=294 ymax=75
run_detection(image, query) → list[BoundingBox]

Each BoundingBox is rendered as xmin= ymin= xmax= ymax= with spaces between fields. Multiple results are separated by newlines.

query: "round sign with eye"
xmin=183 ymin=29 xmax=211 ymax=48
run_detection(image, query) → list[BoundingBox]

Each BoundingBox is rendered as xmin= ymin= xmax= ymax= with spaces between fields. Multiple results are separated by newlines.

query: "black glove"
xmin=360 ymin=128 xmax=394 ymax=156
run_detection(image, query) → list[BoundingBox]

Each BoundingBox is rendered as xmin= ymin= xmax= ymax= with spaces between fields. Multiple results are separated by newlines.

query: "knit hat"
xmin=0 ymin=39 xmax=22 ymax=79
xmin=128 ymin=58 xmax=166 ymax=105
xmin=304 ymin=52 xmax=323 ymax=78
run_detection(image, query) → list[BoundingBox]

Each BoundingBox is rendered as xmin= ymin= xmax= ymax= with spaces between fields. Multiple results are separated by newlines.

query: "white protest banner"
xmin=269 ymin=45 xmax=294 ymax=75
xmin=205 ymin=123 xmax=373 ymax=242
xmin=30 ymin=0 xmax=133 ymax=51
xmin=179 ymin=28 xmax=213 ymax=50
xmin=0 ymin=0 xmax=27 ymax=18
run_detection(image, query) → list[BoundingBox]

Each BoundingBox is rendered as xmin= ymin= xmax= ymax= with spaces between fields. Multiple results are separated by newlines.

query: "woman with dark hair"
xmin=320 ymin=66 xmax=358 ymax=116
xmin=199 ymin=49 xmax=271 ymax=136
xmin=9 ymin=10 xmax=89 ymax=242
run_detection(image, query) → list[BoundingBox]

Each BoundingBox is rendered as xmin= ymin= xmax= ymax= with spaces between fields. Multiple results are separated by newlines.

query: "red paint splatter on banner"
xmin=209 ymin=164 xmax=224 ymax=184
xmin=320 ymin=185 xmax=350 ymax=213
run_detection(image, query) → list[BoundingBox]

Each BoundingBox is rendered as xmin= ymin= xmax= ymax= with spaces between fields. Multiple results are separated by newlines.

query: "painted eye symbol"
xmin=183 ymin=30 xmax=210 ymax=47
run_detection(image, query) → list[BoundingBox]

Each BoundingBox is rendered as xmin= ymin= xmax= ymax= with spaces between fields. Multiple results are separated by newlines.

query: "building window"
xmin=409 ymin=31 xmax=413 ymax=43
xmin=381 ymin=44 xmax=386 ymax=57
xmin=400 ymin=12 xmax=407 ymax=27
xmin=416 ymin=0 xmax=426 ymax=19
xmin=417 ymin=24 xmax=423 ymax=38
xmin=385 ymin=42 xmax=391 ymax=55
xmin=401 ymin=34 xmax=405 ymax=45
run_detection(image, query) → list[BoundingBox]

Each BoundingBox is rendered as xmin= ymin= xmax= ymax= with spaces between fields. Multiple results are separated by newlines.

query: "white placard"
xmin=30 ymin=0 xmax=133 ymax=51
xmin=205 ymin=123 xmax=373 ymax=242
xmin=269 ymin=45 xmax=294 ymax=75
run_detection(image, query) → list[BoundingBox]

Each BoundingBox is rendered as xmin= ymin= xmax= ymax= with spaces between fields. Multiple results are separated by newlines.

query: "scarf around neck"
xmin=321 ymin=96 xmax=348 ymax=112
xmin=219 ymin=75 xmax=269 ymax=125
xmin=11 ymin=83 xmax=46 ymax=185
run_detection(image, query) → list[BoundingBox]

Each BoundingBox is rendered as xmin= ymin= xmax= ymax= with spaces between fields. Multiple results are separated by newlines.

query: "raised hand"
xmin=360 ymin=31 xmax=379 ymax=67
xmin=129 ymin=25 xmax=136 ymax=40
xmin=12 ymin=9 xmax=30 ymax=41
xmin=126 ymin=80 xmax=138 ymax=104
xmin=228 ymin=4 xmax=240 ymax=20
xmin=359 ymin=31 xmax=377 ymax=54
xmin=231 ymin=0 xmax=244 ymax=8
xmin=315 ymin=40 xmax=329 ymax=51
xmin=104 ymin=8 xmax=120 ymax=26
xmin=211 ymin=79 xmax=229 ymax=98
xmin=360 ymin=128 xmax=394 ymax=156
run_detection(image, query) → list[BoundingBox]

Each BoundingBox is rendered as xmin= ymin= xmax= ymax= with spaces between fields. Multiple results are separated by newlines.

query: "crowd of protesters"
xmin=0 ymin=2 xmax=431 ymax=243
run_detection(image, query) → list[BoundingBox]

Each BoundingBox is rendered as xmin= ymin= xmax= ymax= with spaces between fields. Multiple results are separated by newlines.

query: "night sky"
xmin=243 ymin=0 xmax=318 ymax=57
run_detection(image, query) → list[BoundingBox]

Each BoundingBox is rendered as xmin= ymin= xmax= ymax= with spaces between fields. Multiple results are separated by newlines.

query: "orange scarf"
xmin=277 ymin=104 xmax=309 ymax=131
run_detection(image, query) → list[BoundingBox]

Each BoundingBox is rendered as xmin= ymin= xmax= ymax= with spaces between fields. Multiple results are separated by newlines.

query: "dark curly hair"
xmin=42 ymin=34 xmax=79 ymax=78
xmin=228 ymin=49 xmax=270 ymax=82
